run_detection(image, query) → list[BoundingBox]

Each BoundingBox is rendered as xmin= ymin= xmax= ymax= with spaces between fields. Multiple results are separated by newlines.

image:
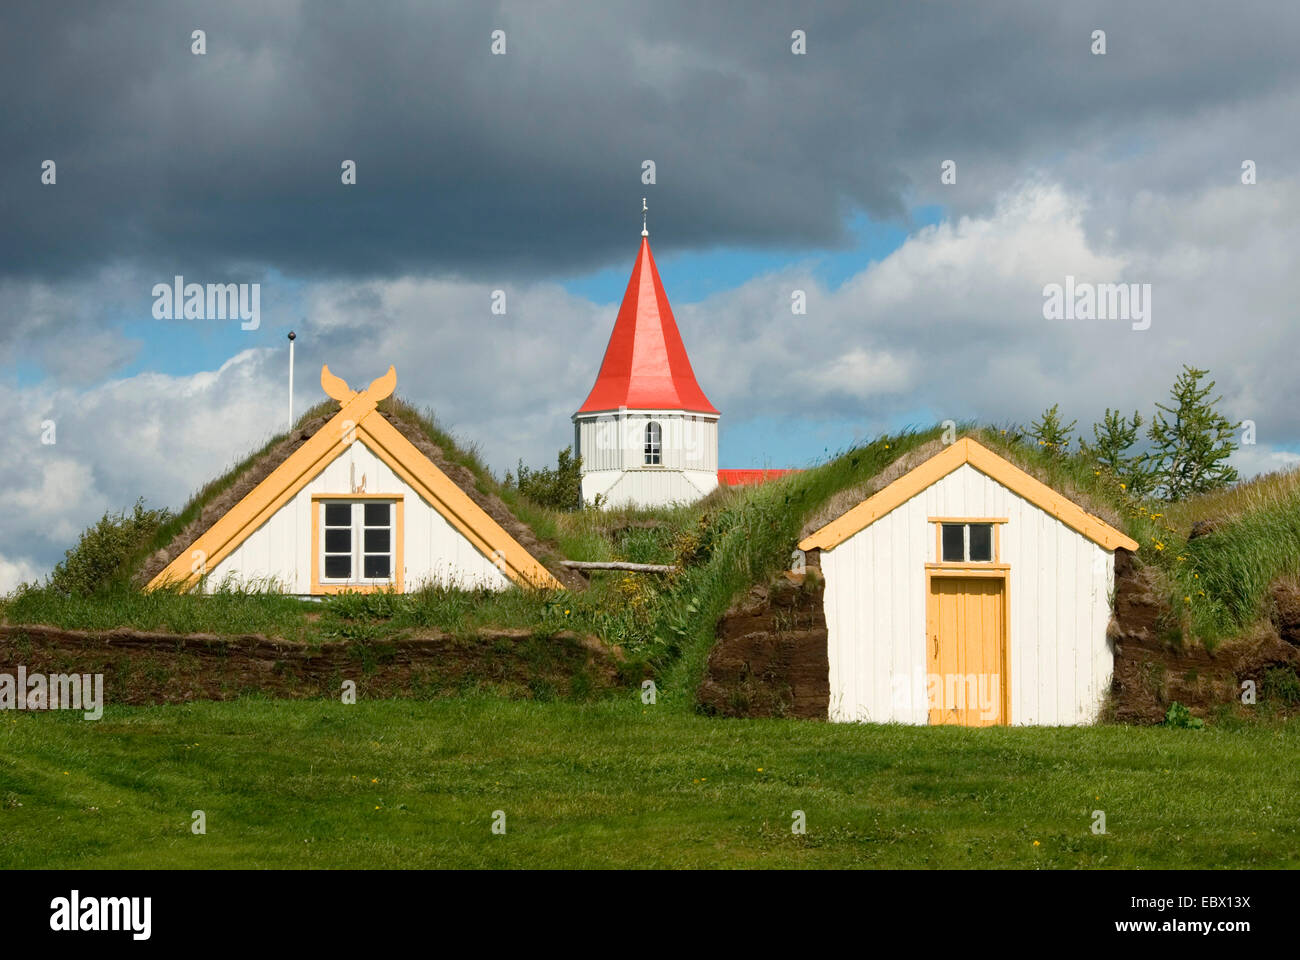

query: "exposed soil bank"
xmin=698 ymin=570 xmax=829 ymax=719
xmin=1108 ymin=550 xmax=1300 ymax=723
xmin=0 ymin=624 xmax=622 ymax=705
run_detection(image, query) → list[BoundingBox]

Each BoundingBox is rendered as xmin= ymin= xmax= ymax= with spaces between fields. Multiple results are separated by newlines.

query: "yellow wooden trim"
xmin=928 ymin=517 xmax=1008 ymax=524
xmin=310 ymin=493 xmax=400 ymax=500
xmin=147 ymin=387 xmax=382 ymax=592
xmin=962 ymin=440 xmax=1138 ymax=552
xmin=396 ymin=498 xmax=404 ymax=593
xmin=800 ymin=440 xmax=969 ymax=553
xmin=311 ymin=584 xmax=401 ymax=595
xmin=147 ymin=364 xmax=561 ymax=593
xmin=309 ymin=495 xmax=405 ymax=595
xmin=925 ymin=563 xmax=1010 ymax=575
xmin=356 ymin=417 xmax=562 ymax=590
xmin=800 ymin=437 xmax=1139 ymax=553
xmin=310 ymin=494 xmax=320 ymax=591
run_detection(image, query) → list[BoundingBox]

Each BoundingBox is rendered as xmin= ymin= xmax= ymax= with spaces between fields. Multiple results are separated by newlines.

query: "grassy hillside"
xmin=2 ymin=698 xmax=1295 ymax=869
xmin=6 ymin=416 xmax=1300 ymax=711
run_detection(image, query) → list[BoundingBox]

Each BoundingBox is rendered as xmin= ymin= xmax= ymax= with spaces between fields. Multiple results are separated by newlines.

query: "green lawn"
xmin=1 ymin=698 xmax=1295 ymax=868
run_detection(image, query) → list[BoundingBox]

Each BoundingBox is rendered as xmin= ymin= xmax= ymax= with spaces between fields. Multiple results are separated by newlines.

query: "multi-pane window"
xmin=644 ymin=421 xmax=662 ymax=465
xmin=940 ymin=522 xmax=994 ymax=563
xmin=320 ymin=500 xmax=395 ymax=584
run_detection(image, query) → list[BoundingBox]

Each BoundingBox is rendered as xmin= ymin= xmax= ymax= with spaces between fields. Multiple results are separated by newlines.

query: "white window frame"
xmin=318 ymin=499 xmax=397 ymax=586
xmin=644 ymin=421 xmax=662 ymax=466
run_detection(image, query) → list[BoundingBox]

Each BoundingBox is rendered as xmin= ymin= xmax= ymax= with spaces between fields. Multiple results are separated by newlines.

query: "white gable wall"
xmin=821 ymin=463 xmax=1116 ymax=726
xmin=207 ymin=438 xmax=511 ymax=594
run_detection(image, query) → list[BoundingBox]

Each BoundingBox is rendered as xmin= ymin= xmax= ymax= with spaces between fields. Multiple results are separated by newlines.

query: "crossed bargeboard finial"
xmin=320 ymin=364 xmax=397 ymax=406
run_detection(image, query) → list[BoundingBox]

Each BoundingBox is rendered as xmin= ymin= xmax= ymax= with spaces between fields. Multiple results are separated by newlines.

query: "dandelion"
xmin=1184 ymin=596 xmax=1191 ymax=604
xmin=1119 ymin=482 xmax=1127 ymax=491
xmin=1033 ymin=840 xmax=1040 ymax=847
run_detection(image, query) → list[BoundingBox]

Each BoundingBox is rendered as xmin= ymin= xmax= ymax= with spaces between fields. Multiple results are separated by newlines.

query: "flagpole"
xmin=288 ymin=330 xmax=296 ymax=429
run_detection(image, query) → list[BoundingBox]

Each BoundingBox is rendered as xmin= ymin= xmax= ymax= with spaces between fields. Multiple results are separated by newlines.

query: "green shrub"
xmin=505 ymin=446 xmax=583 ymax=510
xmin=48 ymin=499 xmax=171 ymax=596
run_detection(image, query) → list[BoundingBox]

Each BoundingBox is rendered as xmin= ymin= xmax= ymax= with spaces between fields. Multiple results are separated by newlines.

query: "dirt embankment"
xmin=1107 ymin=550 xmax=1300 ymax=723
xmin=0 ymin=624 xmax=622 ymax=705
xmin=698 ymin=565 xmax=830 ymax=719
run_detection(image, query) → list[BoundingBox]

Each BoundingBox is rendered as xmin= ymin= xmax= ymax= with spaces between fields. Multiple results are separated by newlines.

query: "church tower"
xmin=573 ymin=202 xmax=720 ymax=508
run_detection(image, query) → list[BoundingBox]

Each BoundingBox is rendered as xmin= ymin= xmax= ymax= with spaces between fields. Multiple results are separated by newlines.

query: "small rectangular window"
xmin=941 ymin=523 xmax=965 ymax=562
xmin=968 ymin=524 xmax=993 ymax=561
xmin=320 ymin=500 xmax=396 ymax=585
xmin=939 ymin=522 xmax=996 ymax=563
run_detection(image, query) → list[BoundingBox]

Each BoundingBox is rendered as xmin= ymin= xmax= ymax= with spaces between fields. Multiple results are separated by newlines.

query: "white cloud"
xmin=5 ymin=176 xmax=1300 ymax=585
xmin=0 ymin=350 xmax=283 ymax=587
xmin=0 ymin=555 xmax=42 ymax=594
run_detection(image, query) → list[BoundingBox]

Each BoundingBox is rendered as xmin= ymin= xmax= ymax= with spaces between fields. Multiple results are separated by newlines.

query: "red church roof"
xmin=575 ymin=237 xmax=719 ymax=416
xmin=717 ymin=469 xmax=799 ymax=487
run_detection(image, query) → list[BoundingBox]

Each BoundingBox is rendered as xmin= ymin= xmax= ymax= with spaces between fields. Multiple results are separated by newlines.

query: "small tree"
xmin=1084 ymin=408 xmax=1154 ymax=494
xmin=505 ymin=446 xmax=584 ymax=510
xmin=1028 ymin=404 xmax=1077 ymax=458
xmin=50 ymin=498 xmax=171 ymax=596
xmin=1146 ymin=366 xmax=1240 ymax=501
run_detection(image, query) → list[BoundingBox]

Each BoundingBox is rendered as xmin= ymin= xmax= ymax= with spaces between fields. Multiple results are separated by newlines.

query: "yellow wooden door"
xmin=927 ymin=577 xmax=1007 ymax=726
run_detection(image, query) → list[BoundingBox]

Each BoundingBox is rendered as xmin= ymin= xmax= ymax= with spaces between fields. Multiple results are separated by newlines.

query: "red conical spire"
xmin=576 ymin=234 xmax=718 ymax=415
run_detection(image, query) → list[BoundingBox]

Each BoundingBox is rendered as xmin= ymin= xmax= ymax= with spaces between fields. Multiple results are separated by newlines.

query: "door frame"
xmin=923 ymin=564 xmax=1011 ymax=725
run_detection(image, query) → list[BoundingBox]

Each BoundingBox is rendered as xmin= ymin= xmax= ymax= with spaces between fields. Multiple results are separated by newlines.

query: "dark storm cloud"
xmin=2 ymin=0 xmax=1298 ymax=283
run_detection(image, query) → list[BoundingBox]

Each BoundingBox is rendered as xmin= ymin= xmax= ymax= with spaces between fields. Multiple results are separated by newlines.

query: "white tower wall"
xmin=574 ymin=410 xmax=719 ymax=508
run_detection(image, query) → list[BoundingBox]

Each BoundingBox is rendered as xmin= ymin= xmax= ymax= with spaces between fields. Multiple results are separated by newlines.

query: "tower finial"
xmin=641 ymin=197 xmax=648 ymax=237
